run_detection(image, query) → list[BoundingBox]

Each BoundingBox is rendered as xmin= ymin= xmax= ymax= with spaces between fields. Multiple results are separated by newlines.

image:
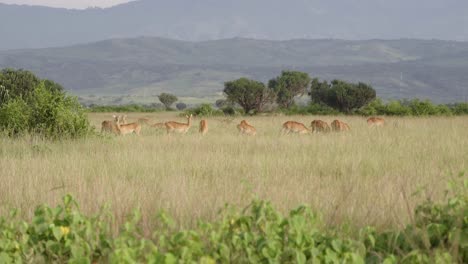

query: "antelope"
xmin=101 ymin=115 xmax=120 ymax=134
xmin=311 ymin=120 xmax=330 ymax=133
xmin=367 ymin=117 xmax=385 ymax=127
xmin=199 ymin=120 xmax=208 ymax=135
xmin=331 ymin=120 xmax=351 ymax=132
xmin=115 ymin=115 xmax=142 ymax=136
xmin=237 ymin=120 xmax=257 ymax=136
xmin=165 ymin=114 xmax=193 ymax=134
xmin=281 ymin=121 xmax=311 ymax=135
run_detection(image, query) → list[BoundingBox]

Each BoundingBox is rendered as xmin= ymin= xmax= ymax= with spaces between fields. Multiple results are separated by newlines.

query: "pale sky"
xmin=0 ymin=0 xmax=134 ymax=9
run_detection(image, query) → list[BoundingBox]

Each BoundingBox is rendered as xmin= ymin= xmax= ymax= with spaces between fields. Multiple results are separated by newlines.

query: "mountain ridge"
xmin=1 ymin=37 xmax=467 ymax=103
xmin=1 ymin=0 xmax=468 ymax=50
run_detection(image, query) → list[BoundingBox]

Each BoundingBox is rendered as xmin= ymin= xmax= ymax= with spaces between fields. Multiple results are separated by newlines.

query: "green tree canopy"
xmin=158 ymin=93 xmax=178 ymax=110
xmin=176 ymin=102 xmax=187 ymax=110
xmin=310 ymin=79 xmax=376 ymax=113
xmin=224 ymin=78 xmax=275 ymax=114
xmin=268 ymin=71 xmax=311 ymax=108
xmin=0 ymin=68 xmax=63 ymax=106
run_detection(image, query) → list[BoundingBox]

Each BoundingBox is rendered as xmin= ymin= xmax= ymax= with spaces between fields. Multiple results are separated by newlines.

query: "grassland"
xmin=0 ymin=113 xmax=467 ymax=234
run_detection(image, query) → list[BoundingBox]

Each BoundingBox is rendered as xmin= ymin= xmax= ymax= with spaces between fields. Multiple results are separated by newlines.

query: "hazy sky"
xmin=0 ymin=0 xmax=134 ymax=9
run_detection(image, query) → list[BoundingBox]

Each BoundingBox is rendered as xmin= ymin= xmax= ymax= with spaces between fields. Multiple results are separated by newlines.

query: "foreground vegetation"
xmin=0 ymin=179 xmax=466 ymax=263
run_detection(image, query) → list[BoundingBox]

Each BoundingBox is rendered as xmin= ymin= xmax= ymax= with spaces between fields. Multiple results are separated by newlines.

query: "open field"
xmin=0 ymin=113 xmax=467 ymax=233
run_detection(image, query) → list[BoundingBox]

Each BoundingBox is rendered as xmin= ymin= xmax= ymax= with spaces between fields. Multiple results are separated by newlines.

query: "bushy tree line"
xmin=87 ymin=104 xmax=165 ymax=113
xmin=357 ymin=99 xmax=468 ymax=116
xmin=0 ymin=69 xmax=90 ymax=139
xmin=222 ymin=71 xmax=468 ymax=116
xmin=223 ymin=71 xmax=376 ymax=114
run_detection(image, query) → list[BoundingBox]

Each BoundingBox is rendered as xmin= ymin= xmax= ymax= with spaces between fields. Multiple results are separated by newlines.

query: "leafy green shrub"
xmin=185 ymin=103 xmax=223 ymax=117
xmin=0 ymin=195 xmax=113 ymax=263
xmin=283 ymin=103 xmax=340 ymax=115
xmin=451 ymin=103 xmax=468 ymax=115
xmin=0 ymin=82 xmax=91 ymax=139
xmin=221 ymin=106 xmax=243 ymax=116
xmin=28 ymin=84 xmax=90 ymax=139
xmin=0 ymin=98 xmax=31 ymax=136
xmin=384 ymin=100 xmax=412 ymax=116
xmin=0 ymin=177 xmax=466 ymax=263
xmin=407 ymin=99 xmax=442 ymax=116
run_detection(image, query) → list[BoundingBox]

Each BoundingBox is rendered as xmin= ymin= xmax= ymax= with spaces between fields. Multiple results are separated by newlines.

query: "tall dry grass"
xmin=0 ymin=113 xmax=467 ymax=233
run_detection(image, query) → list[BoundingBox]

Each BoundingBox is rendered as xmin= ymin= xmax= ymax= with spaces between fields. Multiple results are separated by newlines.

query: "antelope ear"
xmin=186 ymin=115 xmax=189 ymax=118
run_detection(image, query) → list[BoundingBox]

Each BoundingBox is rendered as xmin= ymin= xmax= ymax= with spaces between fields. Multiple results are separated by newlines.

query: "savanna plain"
xmin=1 ymin=113 xmax=467 ymax=234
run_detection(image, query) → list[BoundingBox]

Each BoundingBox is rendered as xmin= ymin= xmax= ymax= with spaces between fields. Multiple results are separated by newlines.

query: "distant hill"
xmin=1 ymin=37 xmax=468 ymax=103
xmin=1 ymin=0 xmax=468 ymax=50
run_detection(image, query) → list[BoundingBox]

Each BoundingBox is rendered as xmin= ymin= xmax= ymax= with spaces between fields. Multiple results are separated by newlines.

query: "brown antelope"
xmin=199 ymin=120 xmax=208 ymax=135
xmin=237 ymin=120 xmax=257 ymax=136
xmin=331 ymin=120 xmax=351 ymax=132
xmin=367 ymin=117 xmax=385 ymax=127
xmin=311 ymin=120 xmax=330 ymax=133
xmin=281 ymin=121 xmax=311 ymax=135
xmin=115 ymin=115 xmax=142 ymax=136
xmin=101 ymin=115 xmax=120 ymax=134
xmin=164 ymin=114 xmax=193 ymax=134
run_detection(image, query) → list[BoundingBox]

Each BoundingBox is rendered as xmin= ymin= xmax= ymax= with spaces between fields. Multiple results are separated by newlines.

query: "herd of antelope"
xmin=101 ymin=114 xmax=385 ymax=136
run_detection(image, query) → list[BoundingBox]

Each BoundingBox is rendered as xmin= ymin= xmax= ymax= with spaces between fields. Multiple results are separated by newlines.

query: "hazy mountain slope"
xmin=1 ymin=37 xmax=467 ymax=103
xmin=1 ymin=0 xmax=467 ymax=50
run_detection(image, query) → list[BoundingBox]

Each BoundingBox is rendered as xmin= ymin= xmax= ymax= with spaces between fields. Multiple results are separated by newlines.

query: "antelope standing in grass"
xmin=165 ymin=114 xmax=193 ymax=134
xmin=115 ymin=115 xmax=142 ymax=136
xmin=281 ymin=121 xmax=311 ymax=135
xmin=367 ymin=117 xmax=385 ymax=127
xmin=331 ymin=120 xmax=351 ymax=132
xmin=101 ymin=115 xmax=121 ymax=134
xmin=237 ymin=120 xmax=256 ymax=136
xmin=199 ymin=120 xmax=208 ymax=135
xmin=311 ymin=120 xmax=330 ymax=133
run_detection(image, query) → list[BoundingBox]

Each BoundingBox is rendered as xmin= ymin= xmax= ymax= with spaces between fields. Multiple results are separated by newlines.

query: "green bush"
xmin=0 ymin=98 xmax=31 ymax=136
xmin=451 ymin=103 xmax=468 ymax=115
xmin=407 ymin=99 xmax=442 ymax=115
xmin=0 ymin=82 xmax=91 ymax=139
xmin=283 ymin=103 xmax=340 ymax=115
xmin=185 ymin=104 xmax=223 ymax=117
xmin=221 ymin=106 xmax=243 ymax=116
xmin=0 ymin=176 xmax=466 ymax=263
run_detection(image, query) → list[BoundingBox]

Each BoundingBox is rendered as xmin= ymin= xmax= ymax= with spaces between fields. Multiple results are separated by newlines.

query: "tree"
xmin=0 ymin=68 xmax=64 ymax=106
xmin=158 ymin=93 xmax=178 ymax=110
xmin=176 ymin=102 xmax=187 ymax=110
xmin=268 ymin=71 xmax=311 ymax=108
xmin=310 ymin=79 xmax=376 ymax=113
xmin=215 ymin=99 xmax=228 ymax=108
xmin=224 ymin=78 xmax=275 ymax=114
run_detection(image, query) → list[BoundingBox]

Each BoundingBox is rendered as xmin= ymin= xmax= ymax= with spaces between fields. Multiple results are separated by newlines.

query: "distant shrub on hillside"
xmin=450 ymin=102 xmax=468 ymax=115
xmin=176 ymin=102 xmax=187 ymax=110
xmin=184 ymin=103 xmax=223 ymax=117
xmin=358 ymin=98 xmax=461 ymax=116
xmin=282 ymin=103 xmax=340 ymax=115
xmin=87 ymin=104 xmax=164 ymax=113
